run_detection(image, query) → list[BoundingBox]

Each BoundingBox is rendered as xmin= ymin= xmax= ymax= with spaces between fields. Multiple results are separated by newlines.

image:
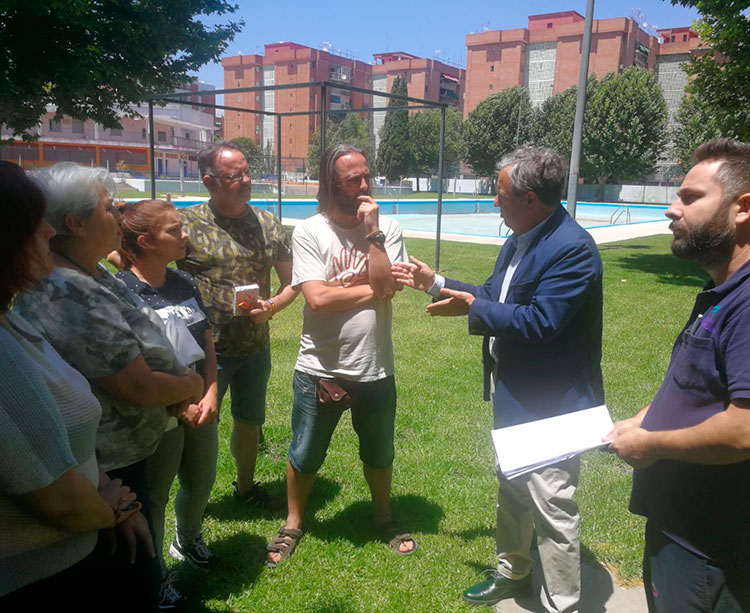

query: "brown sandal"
xmin=265 ymin=526 xmax=304 ymax=568
xmin=375 ymin=518 xmax=418 ymax=556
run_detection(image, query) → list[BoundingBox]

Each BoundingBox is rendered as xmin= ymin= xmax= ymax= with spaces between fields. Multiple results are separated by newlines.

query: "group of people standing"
xmin=1 ymin=136 xmax=748 ymax=613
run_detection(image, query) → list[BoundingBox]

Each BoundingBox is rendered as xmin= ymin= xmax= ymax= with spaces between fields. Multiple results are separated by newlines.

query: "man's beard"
xmin=332 ymin=183 xmax=370 ymax=215
xmin=670 ymin=206 xmax=735 ymax=268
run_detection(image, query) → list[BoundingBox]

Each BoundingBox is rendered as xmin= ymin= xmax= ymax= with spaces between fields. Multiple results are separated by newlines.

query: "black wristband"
xmin=365 ymin=230 xmax=386 ymax=244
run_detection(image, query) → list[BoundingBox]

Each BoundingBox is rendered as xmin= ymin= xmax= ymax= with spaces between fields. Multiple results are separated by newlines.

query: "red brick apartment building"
xmin=654 ymin=26 xmax=703 ymax=120
xmin=222 ymin=42 xmax=372 ymax=168
xmin=371 ymin=52 xmax=465 ymax=148
xmin=222 ymin=43 xmax=467 ymax=170
xmin=464 ymin=11 xmax=661 ymax=116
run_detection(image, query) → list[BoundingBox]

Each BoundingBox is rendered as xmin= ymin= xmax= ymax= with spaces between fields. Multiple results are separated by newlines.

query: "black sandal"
xmin=375 ymin=518 xmax=418 ymax=556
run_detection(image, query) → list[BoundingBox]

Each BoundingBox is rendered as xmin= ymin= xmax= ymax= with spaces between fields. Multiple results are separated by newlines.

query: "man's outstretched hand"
xmin=391 ymin=256 xmax=435 ymax=291
xmin=425 ymin=288 xmax=475 ymax=316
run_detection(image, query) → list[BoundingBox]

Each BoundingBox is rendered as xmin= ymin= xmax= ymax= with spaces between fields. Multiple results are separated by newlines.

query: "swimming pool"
xmin=160 ymin=198 xmax=669 ymax=239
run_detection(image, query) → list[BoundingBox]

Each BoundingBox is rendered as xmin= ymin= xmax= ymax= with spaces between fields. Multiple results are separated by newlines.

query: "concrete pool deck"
xmin=282 ymin=216 xmax=672 ymax=246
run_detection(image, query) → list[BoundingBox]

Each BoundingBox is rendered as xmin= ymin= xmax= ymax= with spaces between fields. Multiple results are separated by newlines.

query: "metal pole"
xmin=276 ymin=115 xmax=282 ymax=222
xmin=320 ymin=84 xmax=327 ymax=153
xmin=435 ymin=106 xmax=446 ymax=271
xmin=148 ymin=100 xmax=156 ymax=198
xmin=566 ymin=0 xmax=595 ymax=219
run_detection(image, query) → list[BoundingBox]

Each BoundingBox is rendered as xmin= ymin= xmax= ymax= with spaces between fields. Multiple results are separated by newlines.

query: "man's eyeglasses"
xmin=210 ymin=169 xmax=251 ymax=183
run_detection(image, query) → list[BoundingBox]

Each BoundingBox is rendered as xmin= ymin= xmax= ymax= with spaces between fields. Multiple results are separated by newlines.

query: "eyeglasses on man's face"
xmin=211 ymin=169 xmax=251 ymax=183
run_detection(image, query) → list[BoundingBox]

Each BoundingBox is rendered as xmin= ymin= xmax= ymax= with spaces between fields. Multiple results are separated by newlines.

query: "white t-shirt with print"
xmin=292 ymin=213 xmax=408 ymax=382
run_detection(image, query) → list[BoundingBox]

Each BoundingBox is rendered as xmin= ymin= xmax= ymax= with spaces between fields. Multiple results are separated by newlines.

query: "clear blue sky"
xmin=192 ymin=0 xmax=701 ymax=92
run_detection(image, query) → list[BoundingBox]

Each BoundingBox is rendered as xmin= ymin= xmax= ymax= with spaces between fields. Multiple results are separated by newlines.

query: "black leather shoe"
xmin=461 ymin=571 xmax=532 ymax=606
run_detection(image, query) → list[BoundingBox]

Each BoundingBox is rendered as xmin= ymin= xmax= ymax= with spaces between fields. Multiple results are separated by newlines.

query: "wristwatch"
xmin=365 ymin=230 xmax=386 ymax=244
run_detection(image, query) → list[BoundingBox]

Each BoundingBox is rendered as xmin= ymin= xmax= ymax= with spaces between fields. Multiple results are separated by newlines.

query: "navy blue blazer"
xmin=445 ymin=206 xmax=604 ymax=427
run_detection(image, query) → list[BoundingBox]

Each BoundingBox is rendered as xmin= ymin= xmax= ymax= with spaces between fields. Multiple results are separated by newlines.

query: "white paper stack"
xmin=492 ymin=404 xmax=614 ymax=479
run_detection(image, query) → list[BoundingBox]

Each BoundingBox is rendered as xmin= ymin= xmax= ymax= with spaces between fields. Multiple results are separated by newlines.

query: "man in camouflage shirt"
xmin=178 ymin=141 xmax=297 ymax=506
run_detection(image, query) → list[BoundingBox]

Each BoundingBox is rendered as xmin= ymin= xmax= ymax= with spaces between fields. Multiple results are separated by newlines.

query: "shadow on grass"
xmin=599 ymin=242 xmax=654 ymax=251
xmin=204 ymin=476 xmax=342 ymax=521
xmin=451 ymin=525 xmax=494 ymax=542
xmin=612 ymin=252 xmax=706 ymax=287
xmin=311 ymin=494 xmax=444 ymax=547
xmin=176 ymin=530 xmax=267 ymax=611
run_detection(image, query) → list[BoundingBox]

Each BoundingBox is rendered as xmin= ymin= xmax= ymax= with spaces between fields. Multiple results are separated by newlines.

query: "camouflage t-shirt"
xmin=14 ymin=265 xmax=186 ymax=471
xmin=177 ymin=201 xmax=291 ymax=357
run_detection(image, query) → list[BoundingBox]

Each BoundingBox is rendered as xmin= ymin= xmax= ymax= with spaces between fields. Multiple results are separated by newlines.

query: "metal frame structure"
xmin=148 ymin=81 xmax=450 ymax=268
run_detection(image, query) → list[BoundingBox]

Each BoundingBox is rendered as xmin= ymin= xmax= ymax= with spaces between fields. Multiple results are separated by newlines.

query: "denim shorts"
xmin=217 ymin=349 xmax=271 ymax=425
xmin=288 ymin=370 xmax=397 ymax=474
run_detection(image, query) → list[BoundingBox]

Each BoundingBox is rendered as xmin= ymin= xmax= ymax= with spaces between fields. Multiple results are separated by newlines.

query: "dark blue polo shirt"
xmin=629 ymin=260 xmax=750 ymax=565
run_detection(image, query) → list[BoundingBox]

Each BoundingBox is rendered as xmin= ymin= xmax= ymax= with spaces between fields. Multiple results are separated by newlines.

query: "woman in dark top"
xmin=116 ymin=199 xmax=219 ymax=605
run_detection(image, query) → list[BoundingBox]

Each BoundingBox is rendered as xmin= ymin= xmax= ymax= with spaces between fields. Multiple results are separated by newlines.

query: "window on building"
xmin=157 ymin=130 xmax=167 ymax=142
xmin=72 ymin=120 xmax=85 ymax=134
xmin=489 ymin=84 xmax=493 ymax=91
xmin=671 ymin=35 xmax=675 ymax=42
xmin=142 ymin=128 xmax=147 ymax=139
xmin=490 ymin=65 xmax=494 ymax=72
xmin=547 ymin=22 xmax=553 ymax=28
xmin=184 ymin=132 xmax=191 ymax=140
xmin=48 ymin=118 xmax=62 ymax=132
xmin=683 ymin=34 xmax=687 ymax=41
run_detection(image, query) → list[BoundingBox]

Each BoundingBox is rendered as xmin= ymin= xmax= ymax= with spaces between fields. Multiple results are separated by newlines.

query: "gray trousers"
xmin=145 ymin=422 xmax=219 ymax=573
xmin=495 ymin=455 xmax=581 ymax=613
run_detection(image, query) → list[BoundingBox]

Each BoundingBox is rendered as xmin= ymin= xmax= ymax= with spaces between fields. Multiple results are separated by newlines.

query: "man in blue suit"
xmin=394 ymin=147 xmax=603 ymax=611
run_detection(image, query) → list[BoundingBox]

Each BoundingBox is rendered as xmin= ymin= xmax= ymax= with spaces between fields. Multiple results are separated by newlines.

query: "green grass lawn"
xmin=162 ymin=233 xmax=705 ymax=611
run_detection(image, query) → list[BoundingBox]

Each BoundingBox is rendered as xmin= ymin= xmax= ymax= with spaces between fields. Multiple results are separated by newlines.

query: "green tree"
xmin=376 ymin=76 xmax=411 ymax=182
xmin=0 ymin=0 xmax=242 ymax=139
xmin=462 ymin=86 xmax=533 ymax=180
xmin=581 ymin=68 xmax=668 ymax=198
xmin=672 ymin=94 xmax=723 ymax=173
xmin=669 ymin=1 xmax=750 ymax=140
xmin=529 ymin=79 xmax=598 ymax=161
xmin=408 ymin=107 xmax=463 ymax=191
xmin=307 ymin=114 xmax=374 ymax=177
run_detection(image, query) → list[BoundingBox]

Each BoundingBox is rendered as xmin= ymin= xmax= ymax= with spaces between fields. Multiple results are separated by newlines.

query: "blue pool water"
xmin=159 ymin=198 xmax=668 ymax=239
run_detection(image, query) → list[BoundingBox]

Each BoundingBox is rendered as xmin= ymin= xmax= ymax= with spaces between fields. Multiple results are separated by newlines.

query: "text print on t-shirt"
xmin=330 ymin=245 xmax=368 ymax=287
xmin=154 ymin=297 xmax=206 ymax=327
